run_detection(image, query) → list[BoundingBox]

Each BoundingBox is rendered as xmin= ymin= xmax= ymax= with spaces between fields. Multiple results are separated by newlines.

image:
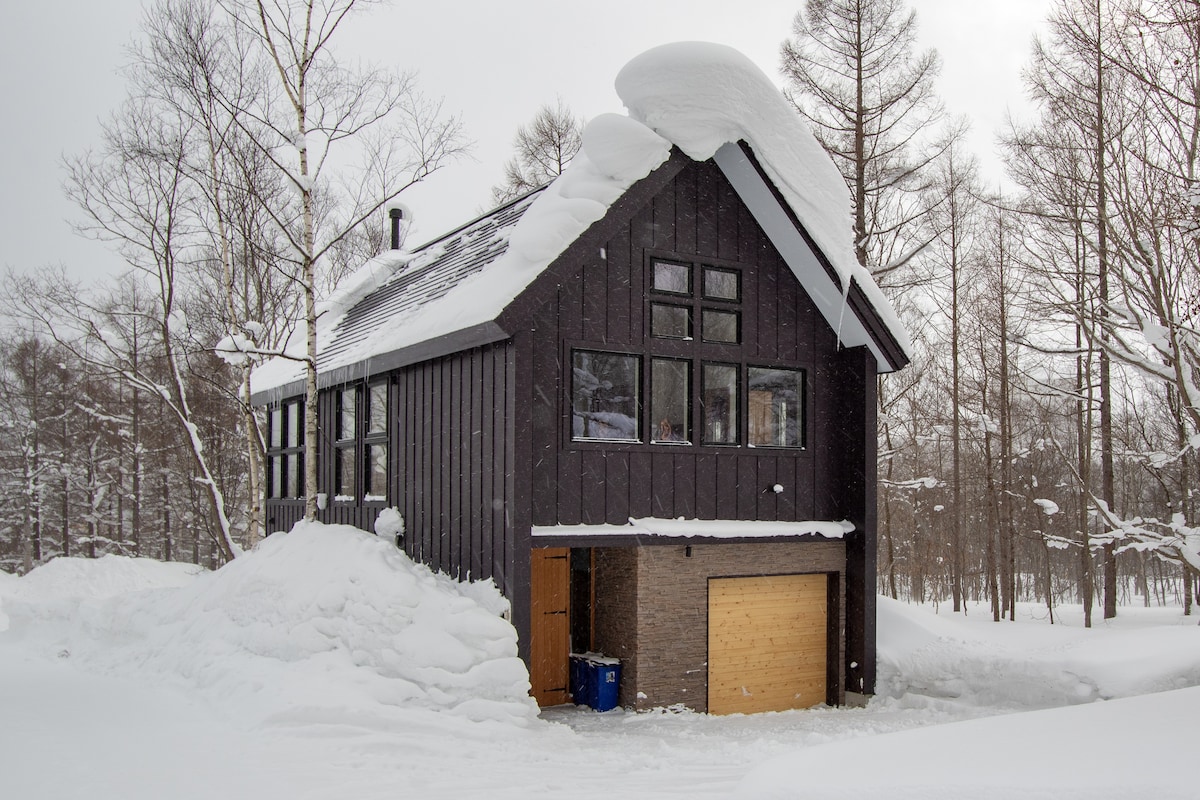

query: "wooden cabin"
xmin=252 ymin=44 xmax=909 ymax=714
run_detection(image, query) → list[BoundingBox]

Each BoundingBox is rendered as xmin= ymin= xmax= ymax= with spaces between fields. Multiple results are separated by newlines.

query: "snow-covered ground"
xmin=2 ymin=524 xmax=1197 ymax=799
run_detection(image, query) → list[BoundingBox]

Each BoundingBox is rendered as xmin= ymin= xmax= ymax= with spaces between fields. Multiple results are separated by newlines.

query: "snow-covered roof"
xmin=532 ymin=517 xmax=855 ymax=542
xmin=251 ymin=42 xmax=909 ymax=403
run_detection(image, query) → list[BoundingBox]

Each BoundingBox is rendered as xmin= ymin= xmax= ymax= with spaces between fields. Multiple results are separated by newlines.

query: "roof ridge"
xmin=407 ymin=183 xmax=550 ymax=254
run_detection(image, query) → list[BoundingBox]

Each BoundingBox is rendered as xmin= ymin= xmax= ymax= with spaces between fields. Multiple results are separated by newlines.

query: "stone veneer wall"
xmin=591 ymin=540 xmax=847 ymax=713
xmin=592 ymin=547 xmax=639 ymax=707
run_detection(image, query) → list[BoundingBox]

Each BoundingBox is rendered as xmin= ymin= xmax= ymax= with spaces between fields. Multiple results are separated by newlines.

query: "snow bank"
xmin=738 ymin=685 xmax=1200 ymax=800
xmin=0 ymin=555 xmax=200 ymax=632
xmin=876 ymin=597 xmax=1200 ymax=708
xmin=3 ymin=523 xmax=538 ymax=729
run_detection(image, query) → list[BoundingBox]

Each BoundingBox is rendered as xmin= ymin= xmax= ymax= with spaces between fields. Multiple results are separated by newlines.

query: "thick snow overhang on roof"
xmin=250 ymin=41 xmax=911 ymax=403
xmin=615 ymin=42 xmax=910 ymax=373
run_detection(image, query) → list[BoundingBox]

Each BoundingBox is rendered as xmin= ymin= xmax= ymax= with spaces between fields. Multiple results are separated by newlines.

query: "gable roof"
xmin=251 ymin=42 xmax=910 ymax=404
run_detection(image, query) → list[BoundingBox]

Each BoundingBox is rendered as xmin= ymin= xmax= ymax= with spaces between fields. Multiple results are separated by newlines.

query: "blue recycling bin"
xmin=570 ymin=653 xmax=622 ymax=711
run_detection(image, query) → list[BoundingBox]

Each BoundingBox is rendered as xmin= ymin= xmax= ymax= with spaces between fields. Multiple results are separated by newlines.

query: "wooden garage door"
xmin=708 ymin=573 xmax=828 ymax=715
xmin=529 ymin=548 xmax=571 ymax=707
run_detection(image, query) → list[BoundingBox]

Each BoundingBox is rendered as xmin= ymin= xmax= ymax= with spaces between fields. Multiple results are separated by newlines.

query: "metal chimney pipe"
xmin=389 ymin=207 xmax=404 ymax=250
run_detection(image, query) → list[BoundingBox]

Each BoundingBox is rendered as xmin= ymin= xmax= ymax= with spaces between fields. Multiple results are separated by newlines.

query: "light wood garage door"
xmin=708 ymin=573 xmax=828 ymax=715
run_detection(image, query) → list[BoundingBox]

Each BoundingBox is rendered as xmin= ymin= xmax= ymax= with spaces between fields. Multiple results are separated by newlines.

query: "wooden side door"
xmin=529 ymin=547 xmax=571 ymax=706
xmin=708 ymin=573 xmax=828 ymax=715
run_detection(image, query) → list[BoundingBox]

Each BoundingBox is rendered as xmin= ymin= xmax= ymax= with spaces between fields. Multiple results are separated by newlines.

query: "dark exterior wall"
xmin=832 ymin=345 xmax=878 ymax=695
xmin=265 ymin=339 xmax=520 ymax=596
xmin=514 ymin=156 xmax=881 ymax=694
xmin=390 ymin=341 xmax=518 ymax=593
xmin=592 ymin=541 xmax=846 ymax=712
xmin=525 ymin=158 xmax=869 ymax=529
xmin=265 ymin=501 xmax=305 ymax=536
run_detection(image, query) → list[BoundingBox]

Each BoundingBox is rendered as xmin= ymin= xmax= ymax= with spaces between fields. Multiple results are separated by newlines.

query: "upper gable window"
xmin=651 ymin=258 xmax=741 ymax=345
xmin=702 ymin=309 xmax=739 ymax=344
xmin=651 ymin=303 xmax=692 ymax=339
xmin=652 ymin=261 xmax=691 ymax=295
xmin=703 ymin=267 xmax=740 ymax=301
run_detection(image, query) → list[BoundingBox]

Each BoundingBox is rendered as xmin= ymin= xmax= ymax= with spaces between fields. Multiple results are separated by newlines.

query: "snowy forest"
xmin=2 ymin=0 xmax=1199 ymax=628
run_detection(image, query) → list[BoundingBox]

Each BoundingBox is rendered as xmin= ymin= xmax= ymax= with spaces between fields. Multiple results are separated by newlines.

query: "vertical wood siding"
xmin=267 ymin=341 xmax=518 ymax=592
xmin=392 ymin=341 xmax=517 ymax=590
xmin=528 ymin=158 xmax=867 ymax=528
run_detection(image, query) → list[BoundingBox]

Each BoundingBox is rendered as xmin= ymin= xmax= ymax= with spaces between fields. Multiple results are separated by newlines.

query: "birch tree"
xmin=219 ymin=0 xmax=466 ymax=521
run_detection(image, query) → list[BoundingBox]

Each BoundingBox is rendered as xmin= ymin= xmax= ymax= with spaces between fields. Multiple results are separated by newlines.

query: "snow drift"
xmin=876 ymin=596 xmax=1200 ymax=708
xmin=2 ymin=523 xmax=539 ymax=728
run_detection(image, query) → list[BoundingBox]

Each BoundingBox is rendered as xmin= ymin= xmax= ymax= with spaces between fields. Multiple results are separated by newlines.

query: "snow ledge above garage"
xmin=531 ymin=518 xmax=855 ymax=540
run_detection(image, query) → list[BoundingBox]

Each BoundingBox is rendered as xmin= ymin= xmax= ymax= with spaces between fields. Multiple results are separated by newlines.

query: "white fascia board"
xmin=713 ymin=142 xmax=889 ymax=372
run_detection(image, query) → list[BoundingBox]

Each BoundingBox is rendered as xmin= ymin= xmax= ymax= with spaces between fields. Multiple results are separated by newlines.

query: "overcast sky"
xmin=0 ymin=0 xmax=1051 ymax=287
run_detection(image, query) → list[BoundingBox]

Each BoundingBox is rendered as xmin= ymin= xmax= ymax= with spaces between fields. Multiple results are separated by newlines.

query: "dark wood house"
xmin=252 ymin=45 xmax=909 ymax=714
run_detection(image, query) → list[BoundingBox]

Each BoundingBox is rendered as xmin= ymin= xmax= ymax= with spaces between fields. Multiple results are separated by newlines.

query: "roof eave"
xmin=714 ymin=141 xmax=910 ymax=374
xmin=250 ymin=320 xmax=510 ymax=405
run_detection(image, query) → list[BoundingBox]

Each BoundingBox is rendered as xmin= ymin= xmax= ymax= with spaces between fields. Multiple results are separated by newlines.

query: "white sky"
xmin=0 ymin=0 xmax=1051 ymax=286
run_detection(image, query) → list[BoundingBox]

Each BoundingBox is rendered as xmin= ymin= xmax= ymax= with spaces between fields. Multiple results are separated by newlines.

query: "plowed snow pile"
xmin=2 ymin=522 xmax=538 ymax=729
xmin=876 ymin=596 xmax=1200 ymax=708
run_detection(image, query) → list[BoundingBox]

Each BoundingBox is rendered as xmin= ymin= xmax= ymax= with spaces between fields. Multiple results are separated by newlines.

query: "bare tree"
xmin=780 ymin=0 xmax=947 ymax=287
xmin=52 ymin=93 xmax=244 ymax=561
xmin=491 ymin=99 xmax=583 ymax=204
xmin=218 ymin=0 xmax=467 ymax=521
xmin=1006 ymin=0 xmax=1200 ymax=596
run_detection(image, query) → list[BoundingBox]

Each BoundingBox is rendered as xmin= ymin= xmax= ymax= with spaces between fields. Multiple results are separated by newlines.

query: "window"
xmin=651 ymin=358 xmax=690 ymax=443
xmin=653 ymin=260 xmax=691 ymax=294
xmin=566 ymin=256 xmax=807 ymax=450
xmin=702 ymin=363 xmax=739 ymax=444
xmin=572 ymin=350 xmax=640 ymax=441
xmin=363 ymin=381 xmax=388 ymax=501
xmin=749 ymin=367 xmax=804 ymax=447
xmin=266 ymin=399 xmax=304 ymax=499
xmin=702 ymin=309 xmax=739 ymax=344
xmin=651 ymin=303 xmax=691 ymax=339
xmin=703 ymin=266 xmax=740 ymax=301
xmin=335 ymin=386 xmax=357 ymax=498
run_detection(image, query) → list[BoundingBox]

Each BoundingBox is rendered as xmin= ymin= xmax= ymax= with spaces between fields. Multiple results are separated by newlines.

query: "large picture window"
xmin=572 ymin=350 xmax=640 ymax=441
xmin=702 ymin=363 xmax=739 ymax=444
xmin=749 ymin=367 xmax=804 ymax=447
xmin=651 ymin=358 xmax=690 ymax=443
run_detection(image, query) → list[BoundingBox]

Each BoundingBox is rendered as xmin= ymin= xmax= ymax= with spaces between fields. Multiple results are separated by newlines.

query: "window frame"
xmin=748 ymin=365 xmax=806 ymax=449
xmin=570 ymin=348 xmax=642 ymax=443
xmin=563 ymin=253 xmax=809 ymax=452
xmin=266 ymin=399 xmax=305 ymax=500
xmin=333 ymin=386 xmax=358 ymax=500
xmin=362 ymin=380 xmax=389 ymax=503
